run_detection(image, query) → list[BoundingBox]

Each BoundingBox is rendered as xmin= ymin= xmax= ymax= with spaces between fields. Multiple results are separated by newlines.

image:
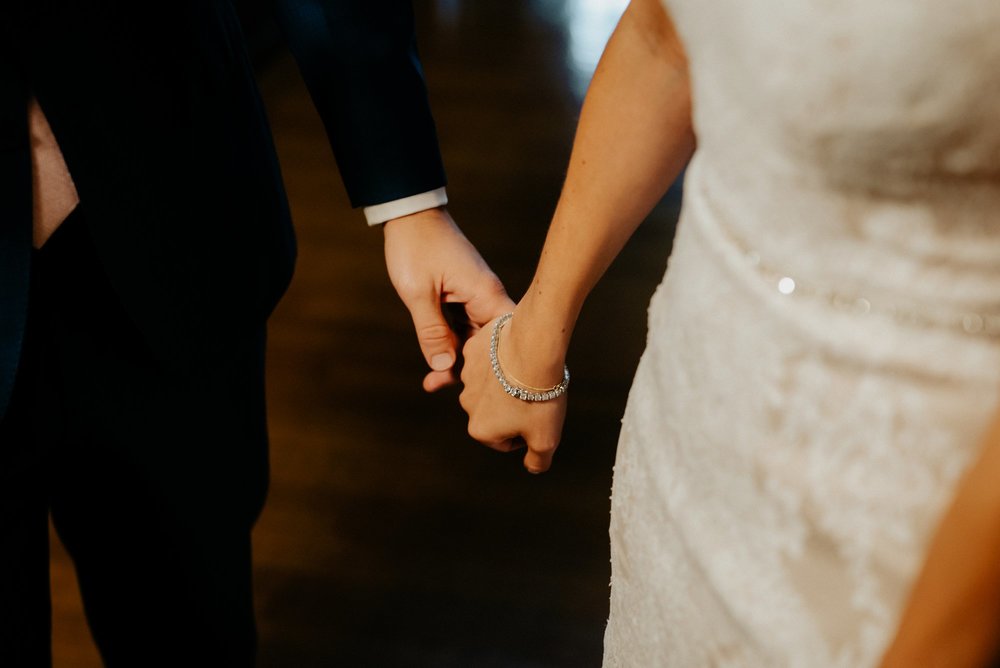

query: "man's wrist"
xmin=364 ymin=187 xmax=448 ymax=226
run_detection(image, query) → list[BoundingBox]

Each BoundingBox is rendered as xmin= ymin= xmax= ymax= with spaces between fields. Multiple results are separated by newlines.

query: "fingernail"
xmin=526 ymin=467 xmax=543 ymax=475
xmin=430 ymin=353 xmax=454 ymax=371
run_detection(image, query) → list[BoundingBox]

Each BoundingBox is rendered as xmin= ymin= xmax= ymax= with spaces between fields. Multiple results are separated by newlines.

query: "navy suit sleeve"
xmin=272 ymin=0 xmax=447 ymax=208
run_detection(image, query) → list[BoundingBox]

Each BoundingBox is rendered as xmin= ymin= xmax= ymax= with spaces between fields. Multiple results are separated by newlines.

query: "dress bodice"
xmin=663 ymin=0 xmax=1000 ymax=335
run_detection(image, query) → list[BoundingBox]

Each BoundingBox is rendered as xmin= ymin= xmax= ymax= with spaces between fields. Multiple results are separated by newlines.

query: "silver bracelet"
xmin=490 ymin=312 xmax=570 ymax=402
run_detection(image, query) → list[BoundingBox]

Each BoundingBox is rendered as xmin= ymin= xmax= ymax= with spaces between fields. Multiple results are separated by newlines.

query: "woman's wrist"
xmin=501 ymin=299 xmax=575 ymax=389
xmin=490 ymin=314 xmax=571 ymax=401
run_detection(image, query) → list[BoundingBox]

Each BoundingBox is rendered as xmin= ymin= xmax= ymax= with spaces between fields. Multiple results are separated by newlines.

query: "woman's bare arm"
xmin=881 ymin=410 xmax=1000 ymax=667
xmin=459 ymin=0 xmax=695 ymax=472
xmin=508 ymin=0 xmax=694 ymax=383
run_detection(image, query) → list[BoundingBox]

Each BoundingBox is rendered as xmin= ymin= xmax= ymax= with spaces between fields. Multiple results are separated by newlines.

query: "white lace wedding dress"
xmin=603 ymin=1 xmax=1000 ymax=665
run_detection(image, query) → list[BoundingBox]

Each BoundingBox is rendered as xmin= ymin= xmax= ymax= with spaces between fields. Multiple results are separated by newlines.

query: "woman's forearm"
xmin=508 ymin=0 xmax=695 ymax=383
xmin=881 ymin=410 xmax=1000 ymax=667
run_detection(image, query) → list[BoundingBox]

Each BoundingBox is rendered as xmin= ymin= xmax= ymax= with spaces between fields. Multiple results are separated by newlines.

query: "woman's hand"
xmin=459 ymin=315 xmax=568 ymax=473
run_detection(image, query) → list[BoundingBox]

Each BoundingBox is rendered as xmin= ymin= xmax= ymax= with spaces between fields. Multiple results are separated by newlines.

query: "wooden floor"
xmin=50 ymin=1 xmax=681 ymax=665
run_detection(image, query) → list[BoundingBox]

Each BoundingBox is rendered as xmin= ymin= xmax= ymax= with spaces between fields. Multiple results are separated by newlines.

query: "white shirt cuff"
xmin=363 ymin=187 xmax=449 ymax=226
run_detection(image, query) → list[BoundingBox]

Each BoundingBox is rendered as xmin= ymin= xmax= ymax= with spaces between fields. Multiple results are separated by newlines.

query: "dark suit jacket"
xmin=0 ymin=0 xmax=447 ymax=416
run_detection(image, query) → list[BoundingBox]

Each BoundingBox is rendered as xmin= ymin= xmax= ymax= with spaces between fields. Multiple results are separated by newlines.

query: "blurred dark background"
xmin=50 ymin=1 xmax=682 ymax=665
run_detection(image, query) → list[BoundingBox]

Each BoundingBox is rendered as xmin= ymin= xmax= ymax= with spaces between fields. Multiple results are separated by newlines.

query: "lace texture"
xmin=603 ymin=1 xmax=1000 ymax=665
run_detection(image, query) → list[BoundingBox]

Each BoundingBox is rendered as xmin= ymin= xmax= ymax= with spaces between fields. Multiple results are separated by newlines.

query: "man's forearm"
xmin=273 ymin=0 xmax=447 ymax=208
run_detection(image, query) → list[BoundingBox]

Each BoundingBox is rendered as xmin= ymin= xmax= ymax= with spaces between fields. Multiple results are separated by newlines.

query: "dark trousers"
xmin=0 ymin=207 xmax=269 ymax=666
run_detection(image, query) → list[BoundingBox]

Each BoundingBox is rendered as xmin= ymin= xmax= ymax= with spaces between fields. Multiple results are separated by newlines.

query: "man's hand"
xmin=383 ymin=207 xmax=514 ymax=392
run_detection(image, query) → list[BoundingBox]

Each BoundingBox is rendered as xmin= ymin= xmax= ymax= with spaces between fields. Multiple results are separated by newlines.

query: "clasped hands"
xmin=384 ymin=208 xmax=567 ymax=473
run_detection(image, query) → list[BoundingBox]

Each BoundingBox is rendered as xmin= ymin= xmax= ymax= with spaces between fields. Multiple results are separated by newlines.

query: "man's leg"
xmin=0 ymin=315 xmax=54 ymax=667
xmin=35 ymin=209 xmax=269 ymax=666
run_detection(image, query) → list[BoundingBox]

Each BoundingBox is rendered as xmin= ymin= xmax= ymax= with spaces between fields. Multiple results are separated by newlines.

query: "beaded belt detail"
xmin=722 ymin=226 xmax=1000 ymax=339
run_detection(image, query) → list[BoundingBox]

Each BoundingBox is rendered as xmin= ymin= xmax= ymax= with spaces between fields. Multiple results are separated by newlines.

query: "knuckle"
xmin=393 ymin=276 xmax=423 ymax=300
xmin=467 ymin=421 xmax=491 ymax=444
xmin=480 ymin=271 xmax=503 ymax=291
xmin=467 ymin=426 xmax=485 ymax=443
xmin=531 ymin=440 xmax=559 ymax=455
xmin=418 ymin=322 xmax=453 ymax=345
xmin=491 ymin=441 xmax=515 ymax=453
xmin=481 ymin=274 xmax=509 ymax=299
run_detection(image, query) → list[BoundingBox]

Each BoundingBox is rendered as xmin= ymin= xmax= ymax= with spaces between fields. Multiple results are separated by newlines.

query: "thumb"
xmin=404 ymin=290 xmax=460 ymax=373
xmin=523 ymin=447 xmax=555 ymax=474
xmin=463 ymin=276 xmax=516 ymax=328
